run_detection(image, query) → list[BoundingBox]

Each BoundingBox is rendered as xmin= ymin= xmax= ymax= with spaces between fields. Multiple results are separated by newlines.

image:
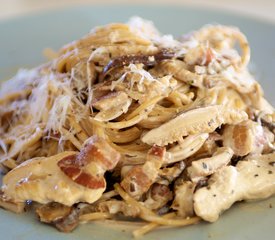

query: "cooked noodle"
xmin=0 ymin=17 xmax=274 ymax=237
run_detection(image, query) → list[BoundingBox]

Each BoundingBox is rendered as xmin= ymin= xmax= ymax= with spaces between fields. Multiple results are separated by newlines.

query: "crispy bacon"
xmin=58 ymin=135 xmax=121 ymax=189
xmin=121 ymin=145 xmax=166 ymax=199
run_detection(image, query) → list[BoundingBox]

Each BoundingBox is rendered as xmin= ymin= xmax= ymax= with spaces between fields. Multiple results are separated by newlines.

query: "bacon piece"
xmin=120 ymin=145 xmax=166 ymax=199
xmin=222 ymin=120 xmax=269 ymax=156
xmin=58 ymin=135 xmax=121 ymax=189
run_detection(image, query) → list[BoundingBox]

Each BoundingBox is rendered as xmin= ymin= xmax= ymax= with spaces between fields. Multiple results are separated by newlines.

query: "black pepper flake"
xmin=202 ymin=162 xmax=207 ymax=169
xmin=269 ymin=203 xmax=273 ymax=208
xmin=129 ymin=183 xmax=136 ymax=192
xmin=268 ymin=170 xmax=273 ymax=174
xmin=208 ymin=119 xmax=214 ymax=127
xmin=254 ymin=174 xmax=259 ymax=177
xmin=213 ymin=194 xmax=216 ymax=197
xmin=269 ymin=161 xmax=275 ymax=167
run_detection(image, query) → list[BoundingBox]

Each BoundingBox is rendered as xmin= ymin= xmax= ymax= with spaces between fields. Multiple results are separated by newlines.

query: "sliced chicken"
xmin=2 ymin=136 xmax=121 ymax=206
xmin=2 ymin=152 xmax=101 ymax=206
xmin=193 ymin=153 xmax=275 ymax=222
xmin=223 ymin=120 xmax=268 ymax=156
xmin=0 ymin=191 xmax=25 ymax=213
xmin=188 ymin=147 xmax=233 ymax=182
xmin=121 ymin=145 xmax=166 ymax=199
xmin=141 ymin=105 xmax=248 ymax=146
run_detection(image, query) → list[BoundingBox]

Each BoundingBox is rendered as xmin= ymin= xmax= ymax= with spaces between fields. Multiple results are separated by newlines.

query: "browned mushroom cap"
xmin=36 ymin=202 xmax=72 ymax=223
xmin=54 ymin=207 xmax=80 ymax=233
xmin=99 ymin=49 xmax=175 ymax=81
xmin=36 ymin=203 xmax=79 ymax=233
xmin=58 ymin=135 xmax=121 ymax=189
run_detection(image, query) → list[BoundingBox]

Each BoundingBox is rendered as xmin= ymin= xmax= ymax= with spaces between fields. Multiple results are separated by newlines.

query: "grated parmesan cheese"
xmin=0 ymin=69 xmax=38 ymax=97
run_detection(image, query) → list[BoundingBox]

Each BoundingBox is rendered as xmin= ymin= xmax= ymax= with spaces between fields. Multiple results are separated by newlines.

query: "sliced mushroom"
xmin=187 ymin=147 xmax=233 ymax=183
xmin=36 ymin=202 xmax=72 ymax=223
xmin=92 ymin=91 xmax=132 ymax=121
xmin=223 ymin=120 xmax=268 ymax=156
xmin=193 ymin=153 xmax=275 ymax=222
xmin=54 ymin=207 xmax=80 ymax=232
xmin=143 ymin=183 xmax=173 ymax=210
xmin=120 ymin=145 xmax=166 ymax=199
xmin=100 ymin=49 xmax=175 ymax=81
xmin=171 ymin=181 xmax=196 ymax=218
xmin=142 ymin=105 xmax=248 ymax=146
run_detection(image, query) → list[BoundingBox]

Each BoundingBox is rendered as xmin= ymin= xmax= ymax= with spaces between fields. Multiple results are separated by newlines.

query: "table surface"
xmin=0 ymin=0 xmax=275 ymax=23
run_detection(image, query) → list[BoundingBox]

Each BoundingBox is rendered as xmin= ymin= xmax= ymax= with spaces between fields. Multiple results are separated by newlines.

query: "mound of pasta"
xmin=0 ymin=17 xmax=274 ymax=237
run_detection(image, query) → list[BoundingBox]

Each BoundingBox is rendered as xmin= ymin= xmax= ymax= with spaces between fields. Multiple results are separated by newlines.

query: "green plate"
xmin=0 ymin=5 xmax=274 ymax=240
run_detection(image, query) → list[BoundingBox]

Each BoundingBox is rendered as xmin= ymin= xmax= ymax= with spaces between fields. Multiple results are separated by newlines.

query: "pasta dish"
xmin=0 ymin=17 xmax=274 ymax=237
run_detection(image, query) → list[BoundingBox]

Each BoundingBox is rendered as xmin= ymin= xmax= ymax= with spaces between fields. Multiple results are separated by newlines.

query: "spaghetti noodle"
xmin=0 ymin=17 xmax=274 ymax=237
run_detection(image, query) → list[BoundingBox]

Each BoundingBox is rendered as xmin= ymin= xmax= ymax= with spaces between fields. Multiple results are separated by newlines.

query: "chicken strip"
xmin=194 ymin=153 xmax=275 ymax=222
xmin=2 ymin=136 xmax=121 ymax=206
xmin=142 ymin=105 xmax=248 ymax=146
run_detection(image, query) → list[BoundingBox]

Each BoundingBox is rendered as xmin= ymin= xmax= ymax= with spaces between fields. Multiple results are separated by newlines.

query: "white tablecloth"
xmin=0 ymin=0 xmax=275 ymax=23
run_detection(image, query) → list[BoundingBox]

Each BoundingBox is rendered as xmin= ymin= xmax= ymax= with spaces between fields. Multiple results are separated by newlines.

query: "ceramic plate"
xmin=0 ymin=5 xmax=274 ymax=240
